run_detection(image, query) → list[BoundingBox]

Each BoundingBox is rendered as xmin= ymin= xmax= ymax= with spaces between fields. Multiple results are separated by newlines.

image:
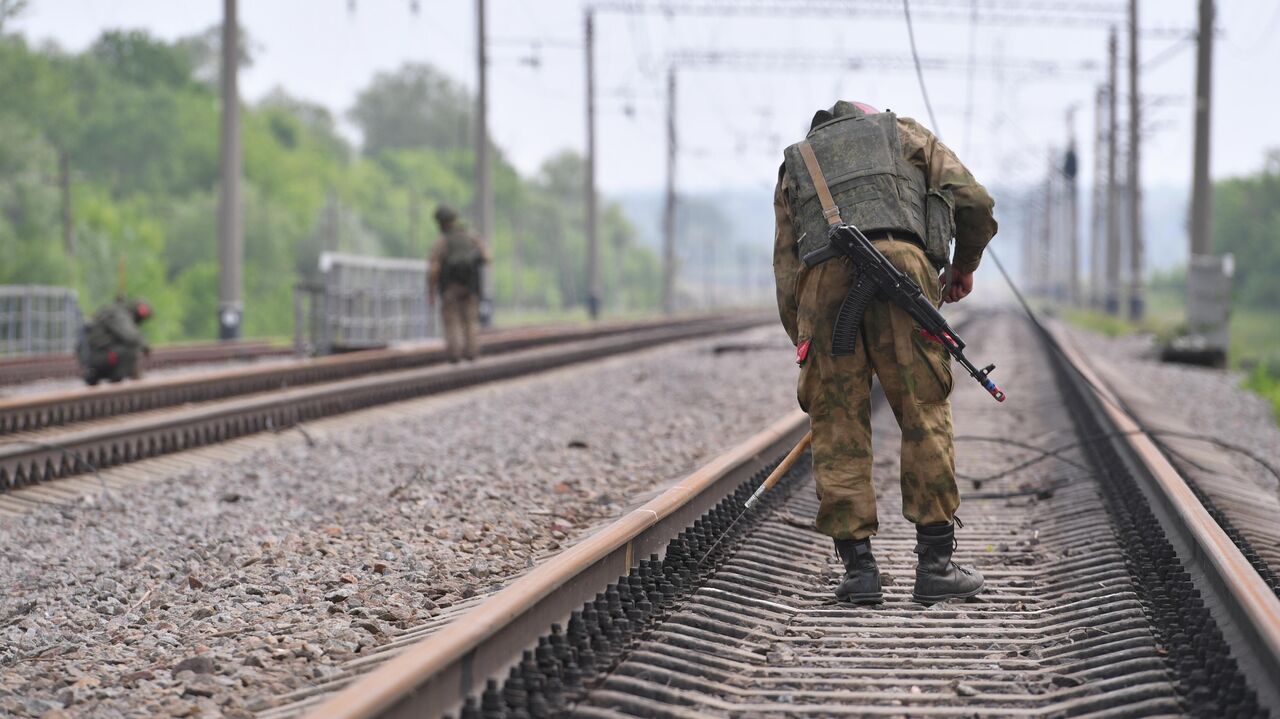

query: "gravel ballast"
xmin=0 ymin=326 xmax=797 ymax=718
xmin=1060 ymin=323 xmax=1280 ymax=580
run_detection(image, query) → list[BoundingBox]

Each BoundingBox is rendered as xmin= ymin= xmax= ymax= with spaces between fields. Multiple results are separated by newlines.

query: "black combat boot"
xmin=912 ymin=522 xmax=984 ymax=605
xmin=833 ymin=538 xmax=883 ymax=605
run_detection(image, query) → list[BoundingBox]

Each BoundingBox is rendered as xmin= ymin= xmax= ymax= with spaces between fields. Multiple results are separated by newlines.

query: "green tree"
xmin=348 ymin=63 xmax=473 ymax=156
xmin=1214 ymin=150 xmax=1280 ymax=309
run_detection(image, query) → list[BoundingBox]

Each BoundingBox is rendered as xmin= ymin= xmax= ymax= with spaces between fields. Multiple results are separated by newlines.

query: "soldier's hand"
xmin=942 ymin=268 xmax=974 ymax=303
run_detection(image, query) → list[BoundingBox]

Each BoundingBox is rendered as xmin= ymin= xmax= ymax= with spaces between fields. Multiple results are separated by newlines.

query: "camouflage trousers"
xmin=87 ymin=347 xmax=140 ymax=384
xmin=440 ymin=284 xmax=480 ymax=361
xmin=795 ymin=239 xmax=958 ymax=540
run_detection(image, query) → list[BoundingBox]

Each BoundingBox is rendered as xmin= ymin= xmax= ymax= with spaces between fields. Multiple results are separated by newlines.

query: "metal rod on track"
xmin=744 ymin=431 xmax=811 ymax=509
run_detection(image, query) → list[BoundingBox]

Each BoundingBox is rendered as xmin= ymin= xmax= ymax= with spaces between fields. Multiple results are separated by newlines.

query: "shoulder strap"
xmin=797 ymin=141 xmax=843 ymax=226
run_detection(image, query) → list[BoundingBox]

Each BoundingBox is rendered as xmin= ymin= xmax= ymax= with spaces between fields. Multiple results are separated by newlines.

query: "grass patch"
xmin=1229 ymin=308 xmax=1280 ymax=371
xmin=1061 ymin=307 xmax=1179 ymax=339
xmin=1064 ymin=298 xmax=1280 ymax=425
xmin=1244 ymin=363 xmax=1280 ymax=422
xmin=1062 ymin=309 xmax=1139 ymax=337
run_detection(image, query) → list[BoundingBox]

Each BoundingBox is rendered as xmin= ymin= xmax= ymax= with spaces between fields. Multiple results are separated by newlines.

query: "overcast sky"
xmin=12 ymin=1 xmax=1280 ymax=197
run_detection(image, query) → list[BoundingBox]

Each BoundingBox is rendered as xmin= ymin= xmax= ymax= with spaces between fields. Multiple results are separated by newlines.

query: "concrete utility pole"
xmin=1189 ymin=0 xmax=1213 ymax=258
xmin=1063 ymin=127 xmax=1080 ymax=306
xmin=1127 ymin=0 xmax=1144 ymax=320
xmin=1104 ymin=26 xmax=1120 ymax=315
xmin=1021 ymin=200 xmax=1036 ymax=292
xmin=1089 ymin=85 xmax=1106 ymax=308
xmin=1041 ymin=164 xmax=1053 ymax=298
xmin=583 ymin=9 xmax=600 ymax=319
xmin=408 ymin=191 xmax=419 ymax=251
xmin=661 ymin=67 xmax=678 ymax=316
xmin=217 ymin=0 xmax=243 ymax=340
xmin=474 ymin=0 xmax=494 ymax=318
xmin=1177 ymin=0 xmax=1230 ymax=365
xmin=59 ymin=150 xmax=74 ymax=259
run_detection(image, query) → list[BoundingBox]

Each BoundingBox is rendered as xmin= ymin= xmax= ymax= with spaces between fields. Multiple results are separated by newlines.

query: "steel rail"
xmin=296 ymin=312 xmax=1280 ymax=719
xmin=0 ymin=317 xmax=710 ymax=435
xmin=0 ymin=316 xmax=766 ymax=490
xmin=1047 ymin=321 xmax=1280 ymax=709
xmin=0 ymin=340 xmax=291 ymax=386
xmin=307 ymin=410 xmax=808 ymax=719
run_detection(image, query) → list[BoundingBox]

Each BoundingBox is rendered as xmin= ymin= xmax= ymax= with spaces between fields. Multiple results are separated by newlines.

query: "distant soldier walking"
xmin=773 ymin=101 xmax=998 ymax=605
xmin=78 ymin=298 xmax=152 ymax=385
xmin=428 ymin=205 xmax=489 ymax=362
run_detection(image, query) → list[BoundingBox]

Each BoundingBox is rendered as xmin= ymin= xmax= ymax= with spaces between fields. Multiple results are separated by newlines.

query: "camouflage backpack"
xmin=440 ymin=229 xmax=482 ymax=290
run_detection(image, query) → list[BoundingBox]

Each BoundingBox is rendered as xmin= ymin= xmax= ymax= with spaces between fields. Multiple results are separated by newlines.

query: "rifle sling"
xmin=797 ymin=141 xmax=843 ymax=226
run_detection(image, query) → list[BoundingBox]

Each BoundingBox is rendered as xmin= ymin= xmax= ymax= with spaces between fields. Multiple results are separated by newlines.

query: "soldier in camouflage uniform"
xmin=428 ymin=205 xmax=489 ymax=362
xmin=773 ymin=101 xmax=997 ymax=605
xmin=79 ymin=298 xmax=152 ymax=385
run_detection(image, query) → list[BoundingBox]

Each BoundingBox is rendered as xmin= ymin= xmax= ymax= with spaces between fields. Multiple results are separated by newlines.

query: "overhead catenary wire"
xmin=902 ymin=0 xmax=941 ymax=132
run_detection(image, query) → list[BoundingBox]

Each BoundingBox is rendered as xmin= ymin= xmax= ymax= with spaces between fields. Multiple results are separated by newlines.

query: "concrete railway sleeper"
xmin=0 ymin=317 xmax=765 ymax=490
xmin=294 ymin=314 xmax=1280 ymax=719
xmin=0 ymin=316 xmax=727 ymax=435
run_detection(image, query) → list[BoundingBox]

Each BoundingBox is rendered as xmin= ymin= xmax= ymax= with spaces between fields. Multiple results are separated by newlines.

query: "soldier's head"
xmin=433 ymin=205 xmax=459 ymax=230
xmin=128 ymin=299 xmax=152 ymax=324
xmin=810 ymin=101 xmax=881 ymax=130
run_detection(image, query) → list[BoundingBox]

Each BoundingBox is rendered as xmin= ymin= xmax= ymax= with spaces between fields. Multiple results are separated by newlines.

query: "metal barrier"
xmin=0 ymin=285 xmax=83 ymax=358
xmin=296 ymin=253 xmax=435 ymax=355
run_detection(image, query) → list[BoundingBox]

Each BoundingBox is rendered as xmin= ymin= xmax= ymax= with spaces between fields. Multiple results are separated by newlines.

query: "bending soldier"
xmin=428 ymin=205 xmax=489 ymax=362
xmin=773 ymin=101 xmax=998 ymax=605
xmin=79 ymin=298 xmax=152 ymax=385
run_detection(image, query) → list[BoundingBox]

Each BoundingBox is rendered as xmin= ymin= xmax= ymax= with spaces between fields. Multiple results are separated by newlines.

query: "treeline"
xmin=0 ymin=28 xmax=661 ymax=342
xmin=1213 ymin=150 xmax=1280 ymax=310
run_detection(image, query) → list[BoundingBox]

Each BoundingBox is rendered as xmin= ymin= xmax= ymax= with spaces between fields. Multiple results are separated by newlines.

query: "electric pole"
xmin=1127 ymin=0 xmax=1144 ymax=320
xmin=1041 ymin=161 xmax=1053 ymax=299
xmin=584 ymin=9 xmax=600 ymax=319
xmin=1179 ymin=0 xmax=1228 ymax=365
xmin=1189 ymin=0 xmax=1213 ymax=258
xmin=1064 ymin=124 xmax=1080 ymax=306
xmin=475 ymin=0 xmax=494 ymax=320
xmin=662 ymin=67 xmax=678 ymax=316
xmin=1089 ymin=84 xmax=1106 ymax=308
xmin=59 ymin=151 xmax=74 ymax=259
xmin=408 ymin=191 xmax=419 ymax=252
xmin=1105 ymin=26 xmax=1120 ymax=315
xmin=217 ymin=0 xmax=243 ymax=340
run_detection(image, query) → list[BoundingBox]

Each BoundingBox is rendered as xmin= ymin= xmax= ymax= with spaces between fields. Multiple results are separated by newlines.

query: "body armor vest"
xmin=783 ymin=111 xmax=951 ymax=269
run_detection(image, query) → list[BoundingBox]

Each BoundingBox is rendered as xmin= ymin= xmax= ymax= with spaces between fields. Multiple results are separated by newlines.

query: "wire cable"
xmin=902 ymin=0 xmax=941 ymax=132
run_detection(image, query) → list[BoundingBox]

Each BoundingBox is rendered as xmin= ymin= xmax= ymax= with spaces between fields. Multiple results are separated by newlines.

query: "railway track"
xmin=0 ymin=339 xmax=291 ymax=387
xmin=279 ymin=311 xmax=1280 ymax=719
xmin=0 ymin=317 xmax=697 ymax=435
xmin=0 ymin=315 xmax=766 ymax=491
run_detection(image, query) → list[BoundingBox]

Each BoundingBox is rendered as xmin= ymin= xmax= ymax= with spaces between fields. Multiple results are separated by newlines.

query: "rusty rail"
xmin=290 ymin=312 xmax=1280 ymax=719
xmin=0 ymin=316 xmax=767 ymax=490
xmin=0 ymin=317 xmax=717 ymax=435
xmin=0 ymin=340 xmax=290 ymax=386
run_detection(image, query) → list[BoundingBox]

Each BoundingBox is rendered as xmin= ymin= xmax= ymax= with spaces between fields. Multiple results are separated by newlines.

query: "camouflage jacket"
xmin=773 ymin=115 xmax=997 ymax=345
xmin=87 ymin=303 xmax=146 ymax=352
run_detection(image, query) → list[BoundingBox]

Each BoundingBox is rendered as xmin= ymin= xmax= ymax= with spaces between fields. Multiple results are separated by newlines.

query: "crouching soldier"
xmin=79 ymin=298 xmax=152 ymax=385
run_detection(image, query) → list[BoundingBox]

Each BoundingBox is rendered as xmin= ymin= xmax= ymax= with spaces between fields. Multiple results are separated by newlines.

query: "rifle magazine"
xmin=830 ymin=271 xmax=879 ymax=357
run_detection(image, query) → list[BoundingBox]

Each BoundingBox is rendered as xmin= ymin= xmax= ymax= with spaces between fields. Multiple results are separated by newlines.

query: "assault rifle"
xmin=803 ymin=223 xmax=1006 ymax=403
xmin=742 ymin=224 xmax=1006 ymax=511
